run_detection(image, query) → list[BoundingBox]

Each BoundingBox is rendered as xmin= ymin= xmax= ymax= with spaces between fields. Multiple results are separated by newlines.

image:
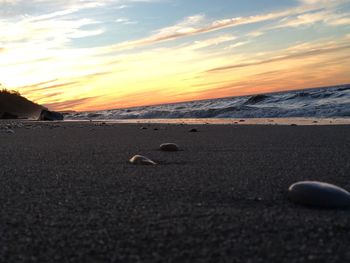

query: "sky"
xmin=0 ymin=0 xmax=350 ymax=111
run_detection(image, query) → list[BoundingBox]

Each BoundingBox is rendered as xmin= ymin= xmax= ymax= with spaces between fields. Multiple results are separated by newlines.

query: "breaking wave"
xmin=66 ymin=84 xmax=350 ymax=120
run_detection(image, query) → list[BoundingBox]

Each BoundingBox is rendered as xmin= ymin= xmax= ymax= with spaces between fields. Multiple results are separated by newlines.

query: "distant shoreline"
xmin=13 ymin=117 xmax=349 ymax=126
xmin=64 ymin=83 xmax=350 ymax=114
xmin=62 ymin=85 xmax=350 ymax=120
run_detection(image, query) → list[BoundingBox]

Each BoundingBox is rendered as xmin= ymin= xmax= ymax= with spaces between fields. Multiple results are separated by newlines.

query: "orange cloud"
xmin=207 ymin=43 xmax=350 ymax=72
xmin=43 ymin=96 xmax=101 ymax=111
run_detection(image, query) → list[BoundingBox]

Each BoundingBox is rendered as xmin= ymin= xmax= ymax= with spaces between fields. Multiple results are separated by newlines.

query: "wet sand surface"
xmin=0 ymin=121 xmax=350 ymax=262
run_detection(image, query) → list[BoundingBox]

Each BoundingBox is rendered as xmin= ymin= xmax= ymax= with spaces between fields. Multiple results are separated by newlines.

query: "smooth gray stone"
xmin=160 ymin=143 xmax=179 ymax=152
xmin=129 ymin=155 xmax=157 ymax=165
xmin=288 ymin=181 xmax=350 ymax=208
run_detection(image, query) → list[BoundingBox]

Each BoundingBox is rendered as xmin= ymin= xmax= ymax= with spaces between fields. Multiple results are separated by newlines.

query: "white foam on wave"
xmin=66 ymin=85 xmax=350 ymax=120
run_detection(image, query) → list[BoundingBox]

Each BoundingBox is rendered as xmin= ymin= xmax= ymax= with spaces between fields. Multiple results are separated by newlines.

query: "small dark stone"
xmin=4 ymin=129 xmax=14 ymax=134
xmin=239 ymin=120 xmax=245 ymax=122
xmin=288 ymin=181 xmax=350 ymax=208
xmin=160 ymin=143 xmax=179 ymax=152
xmin=153 ymin=128 xmax=159 ymax=131
xmin=290 ymin=124 xmax=297 ymax=126
xmin=189 ymin=128 xmax=198 ymax=132
xmin=140 ymin=127 xmax=147 ymax=130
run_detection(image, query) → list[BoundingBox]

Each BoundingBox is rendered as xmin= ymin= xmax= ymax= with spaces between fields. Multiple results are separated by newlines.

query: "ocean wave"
xmin=66 ymin=84 xmax=350 ymax=120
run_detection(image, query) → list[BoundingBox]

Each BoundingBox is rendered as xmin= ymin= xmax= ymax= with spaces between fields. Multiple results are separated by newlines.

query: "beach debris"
xmin=153 ymin=128 xmax=159 ymax=131
xmin=160 ymin=143 xmax=179 ymax=152
xmin=189 ymin=128 xmax=198 ymax=132
xmin=290 ymin=124 xmax=297 ymax=126
xmin=4 ymin=128 xmax=14 ymax=134
xmin=288 ymin=181 xmax=350 ymax=208
xmin=129 ymin=155 xmax=157 ymax=165
xmin=38 ymin=109 xmax=64 ymax=121
xmin=140 ymin=126 xmax=148 ymax=130
xmin=95 ymin=122 xmax=107 ymax=126
xmin=239 ymin=119 xmax=245 ymax=122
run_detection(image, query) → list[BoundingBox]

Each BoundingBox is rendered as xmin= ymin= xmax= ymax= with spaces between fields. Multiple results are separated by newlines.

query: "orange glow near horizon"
xmin=1 ymin=0 xmax=350 ymax=112
xmin=25 ymin=42 xmax=350 ymax=112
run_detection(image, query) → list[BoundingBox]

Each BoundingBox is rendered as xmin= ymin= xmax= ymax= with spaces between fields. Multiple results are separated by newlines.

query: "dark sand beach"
xmin=1 ymin=121 xmax=350 ymax=262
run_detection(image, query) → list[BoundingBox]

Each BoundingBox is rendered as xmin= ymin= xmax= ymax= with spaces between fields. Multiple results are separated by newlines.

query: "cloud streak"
xmin=43 ymin=97 xmax=101 ymax=111
xmin=207 ymin=43 xmax=350 ymax=72
xmin=102 ymin=7 xmax=318 ymax=53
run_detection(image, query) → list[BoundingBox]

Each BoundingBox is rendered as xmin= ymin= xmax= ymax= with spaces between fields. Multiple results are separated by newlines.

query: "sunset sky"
xmin=1 ymin=0 xmax=350 ymax=111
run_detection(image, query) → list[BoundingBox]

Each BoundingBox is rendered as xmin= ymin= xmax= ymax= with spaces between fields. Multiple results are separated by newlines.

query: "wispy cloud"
xmin=207 ymin=42 xmax=350 ymax=72
xmin=102 ymin=8 xmax=314 ymax=53
xmin=298 ymin=0 xmax=341 ymax=5
xmin=115 ymin=18 xmax=138 ymax=25
xmin=275 ymin=9 xmax=350 ymax=28
xmin=43 ymin=96 xmax=101 ymax=111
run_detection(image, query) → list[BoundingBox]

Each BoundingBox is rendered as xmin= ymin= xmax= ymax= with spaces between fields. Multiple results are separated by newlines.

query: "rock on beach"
xmin=129 ymin=155 xmax=157 ymax=165
xmin=288 ymin=181 xmax=350 ymax=208
xmin=39 ymin=109 xmax=64 ymax=121
xmin=160 ymin=143 xmax=179 ymax=152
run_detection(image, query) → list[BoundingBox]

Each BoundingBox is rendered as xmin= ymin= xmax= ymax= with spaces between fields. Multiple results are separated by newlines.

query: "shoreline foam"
xmin=10 ymin=117 xmax=350 ymax=126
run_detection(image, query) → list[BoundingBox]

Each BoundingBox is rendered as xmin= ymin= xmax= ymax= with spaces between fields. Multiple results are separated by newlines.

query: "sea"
xmin=66 ymin=84 xmax=350 ymax=121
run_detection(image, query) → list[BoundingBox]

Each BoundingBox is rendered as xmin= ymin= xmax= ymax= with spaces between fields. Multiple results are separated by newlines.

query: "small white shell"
xmin=129 ymin=155 xmax=157 ymax=165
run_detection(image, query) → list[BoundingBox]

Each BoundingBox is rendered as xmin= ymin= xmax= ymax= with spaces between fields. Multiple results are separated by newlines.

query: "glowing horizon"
xmin=1 ymin=0 xmax=350 ymax=111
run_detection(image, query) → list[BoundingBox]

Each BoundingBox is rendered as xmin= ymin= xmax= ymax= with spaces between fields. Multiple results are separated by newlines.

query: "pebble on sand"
xmin=288 ymin=181 xmax=350 ymax=208
xmin=160 ymin=143 xmax=179 ymax=152
xmin=189 ymin=128 xmax=198 ymax=132
xmin=129 ymin=155 xmax=157 ymax=165
xmin=3 ymin=129 xmax=15 ymax=134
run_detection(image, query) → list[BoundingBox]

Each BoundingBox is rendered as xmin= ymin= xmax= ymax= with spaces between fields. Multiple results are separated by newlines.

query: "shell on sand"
xmin=129 ymin=155 xmax=157 ymax=165
xmin=288 ymin=181 xmax=350 ymax=208
xmin=160 ymin=143 xmax=179 ymax=152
